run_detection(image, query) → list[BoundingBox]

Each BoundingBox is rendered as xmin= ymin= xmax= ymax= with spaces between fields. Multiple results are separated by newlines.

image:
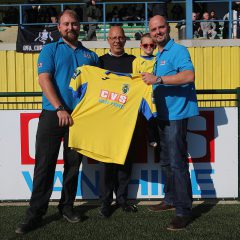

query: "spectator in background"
xmin=192 ymin=12 xmax=201 ymax=38
xmin=195 ymin=11 xmax=201 ymax=22
xmin=85 ymin=0 xmax=101 ymax=41
xmin=200 ymin=12 xmax=217 ymax=39
xmin=223 ymin=2 xmax=240 ymax=39
xmin=209 ymin=10 xmax=221 ymax=35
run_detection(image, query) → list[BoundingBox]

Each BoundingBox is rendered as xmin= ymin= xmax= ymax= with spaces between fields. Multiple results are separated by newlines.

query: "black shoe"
xmin=15 ymin=217 xmax=42 ymax=234
xmin=167 ymin=216 xmax=192 ymax=231
xmin=60 ymin=208 xmax=81 ymax=223
xmin=99 ymin=205 xmax=111 ymax=218
xmin=121 ymin=203 xmax=138 ymax=213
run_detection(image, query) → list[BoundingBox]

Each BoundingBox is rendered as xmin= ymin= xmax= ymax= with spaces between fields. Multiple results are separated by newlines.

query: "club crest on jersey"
xmin=72 ymin=69 xmax=81 ymax=80
xmin=122 ymin=84 xmax=129 ymax=94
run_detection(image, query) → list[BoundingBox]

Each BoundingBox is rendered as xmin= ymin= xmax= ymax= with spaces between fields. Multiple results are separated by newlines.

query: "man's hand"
xmin=57 ymin=110 xmax=73 ymax=127
xmin=141 ymin=72 xmax=157 ymax=85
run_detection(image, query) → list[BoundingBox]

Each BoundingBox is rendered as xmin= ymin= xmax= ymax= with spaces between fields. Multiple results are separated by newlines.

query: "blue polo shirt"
xmin=154 ymin=39 xmax=198 ymax=120
xmin=37 ymin=38 xmax=99 ymax=111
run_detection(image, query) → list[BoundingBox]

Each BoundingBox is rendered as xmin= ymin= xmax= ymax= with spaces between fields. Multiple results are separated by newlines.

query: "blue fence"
xmin=0 ymin=1 xmax=239 ymax=39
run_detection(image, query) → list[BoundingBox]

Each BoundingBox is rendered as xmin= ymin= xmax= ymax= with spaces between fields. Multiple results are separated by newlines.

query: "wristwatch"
xmin=155 ymin=76 xmax=164 ymax=84
xmin=56 ymin=105 xmax=65 ymax=112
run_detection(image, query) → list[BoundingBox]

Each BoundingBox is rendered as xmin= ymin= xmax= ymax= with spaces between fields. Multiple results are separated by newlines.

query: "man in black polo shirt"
xmin=99 ymin=26 xmax=137 ymax=217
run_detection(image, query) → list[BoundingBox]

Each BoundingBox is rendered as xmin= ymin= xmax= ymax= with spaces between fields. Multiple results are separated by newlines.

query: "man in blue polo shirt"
xmin=16 ymin=9 xmax=99 ymax=234
xmin=142 ymin=15 xmax=198 ymax=231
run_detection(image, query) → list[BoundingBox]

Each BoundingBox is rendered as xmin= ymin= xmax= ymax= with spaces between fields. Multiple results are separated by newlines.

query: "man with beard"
xmin=141 ymin=15 xmax=198 ymax=230
xmin=15 ymin=10 xmax=99 ymax=234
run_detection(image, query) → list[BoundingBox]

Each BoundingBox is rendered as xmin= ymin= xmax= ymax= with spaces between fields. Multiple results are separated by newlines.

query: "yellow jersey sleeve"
xmin=141 ymin=86 xmax=157 ymax=119
xmin=132 ymin=57 xmax=141 ymax=74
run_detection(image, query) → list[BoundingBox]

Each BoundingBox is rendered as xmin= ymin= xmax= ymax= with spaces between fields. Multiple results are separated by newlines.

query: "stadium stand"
xmin=0 ymin=1 xmax=240 ymax=110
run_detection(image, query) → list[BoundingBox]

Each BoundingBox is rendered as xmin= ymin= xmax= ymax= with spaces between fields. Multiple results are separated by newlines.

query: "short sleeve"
xmin=69 ymin=66 xmax=88 ymax=102
xmin=37 ymin=44 xmax=55 ymax=75
xmin=92 ymin=52 xmax=100 ymax=67
xmin=69 ymin=67 xmax=83 ymax=93
xmin=140 ymin=86 xmax=157 ymax=120
xmin=132 ymin=57 xmax=139 ymax=74
xmin=173 ymin=46 xmax=194 ymax=72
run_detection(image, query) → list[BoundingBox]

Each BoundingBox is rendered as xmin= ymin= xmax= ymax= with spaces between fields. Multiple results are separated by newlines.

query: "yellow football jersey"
xmin=132 ymin=56 xmax=156 ymax=74
xmin=69 ymin=65 xmax=156 ymax=165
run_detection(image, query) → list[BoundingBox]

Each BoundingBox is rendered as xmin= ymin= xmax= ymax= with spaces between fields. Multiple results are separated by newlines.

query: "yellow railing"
xmin=0 ymin=46 xmax=239 ymax=109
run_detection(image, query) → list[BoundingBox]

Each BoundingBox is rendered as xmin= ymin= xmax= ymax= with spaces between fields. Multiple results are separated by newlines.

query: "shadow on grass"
xmin=39 ymin=203 xmax=100 ymax=227
xmin=75 ymin=201 xmax=100 ymax=221
xmin=191 ymin=200 xmax=219 ymax=221
xmin=42 ymin=211 xmax=62 ymax=225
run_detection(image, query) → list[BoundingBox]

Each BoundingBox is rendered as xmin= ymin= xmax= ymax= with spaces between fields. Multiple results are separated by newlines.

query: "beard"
xmin=61 ymin=30 xmax=79 ymax=43
xmin=155 ymin=34 xmax=170 ymax=46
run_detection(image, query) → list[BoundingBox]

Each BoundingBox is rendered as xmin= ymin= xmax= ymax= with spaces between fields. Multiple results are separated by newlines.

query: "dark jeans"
xmin=158 ymin=118 xmax=192 ymax=216
xmin=26 ymin=110 xmax=82 ymax=220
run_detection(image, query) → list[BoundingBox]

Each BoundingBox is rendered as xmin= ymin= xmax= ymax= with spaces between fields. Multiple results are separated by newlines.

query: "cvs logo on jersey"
xmin=100 ymin=89 xmax=128 ymax=104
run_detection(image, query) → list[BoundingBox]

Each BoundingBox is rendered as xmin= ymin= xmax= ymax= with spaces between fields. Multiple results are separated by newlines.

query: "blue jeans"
xmin=158 ymin=119 xmax=192 ymax=216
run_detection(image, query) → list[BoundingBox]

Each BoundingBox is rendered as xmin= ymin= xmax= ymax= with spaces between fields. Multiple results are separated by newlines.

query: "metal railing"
xmin=0 ymin=1 xmax=239 ymax=39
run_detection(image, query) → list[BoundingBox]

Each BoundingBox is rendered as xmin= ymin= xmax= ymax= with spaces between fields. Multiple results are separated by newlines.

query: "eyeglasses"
xmin=142 ymin=43 xmax=155 ymax=49
xmin=108 ymin=36 xmax=125 ymax=41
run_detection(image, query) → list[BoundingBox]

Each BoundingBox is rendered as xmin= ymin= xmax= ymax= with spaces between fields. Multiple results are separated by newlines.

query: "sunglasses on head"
xmin=142 ymin=43 xmax=155 ymax=49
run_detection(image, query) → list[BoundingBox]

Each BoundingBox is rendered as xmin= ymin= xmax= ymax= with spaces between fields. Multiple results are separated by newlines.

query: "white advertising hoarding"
xmin=0 ymin=108 xmax=238 ymax=200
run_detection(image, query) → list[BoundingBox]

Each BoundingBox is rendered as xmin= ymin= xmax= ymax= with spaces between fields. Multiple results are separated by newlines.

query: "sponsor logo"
xmin=99 ymin=90 xmax=127 ymax=104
